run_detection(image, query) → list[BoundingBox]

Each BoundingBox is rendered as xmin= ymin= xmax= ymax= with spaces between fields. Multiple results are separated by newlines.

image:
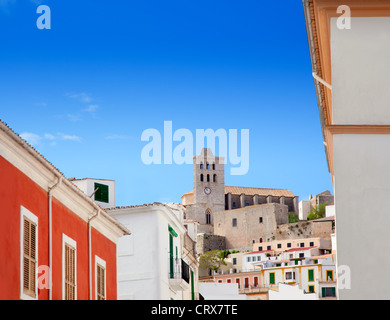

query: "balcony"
xmin=169 ymin=258 xmax=190 ymax=291
xmin=239 ymin=285 xmax=268 ymax=294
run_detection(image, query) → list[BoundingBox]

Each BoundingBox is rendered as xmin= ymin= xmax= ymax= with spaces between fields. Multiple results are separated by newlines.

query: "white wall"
xmin=269 ymin=283 xmax=316 ymax=300
xmin=331 ymin=17 xmax=390 ymax=299
xmin=325 ymin=205 xmax=335 ymax=218
xmin=331 ymin=17 xmax=390 ymax=125
xmin=299 ymin=200 xmax=311 ymax=220
xmin=198 ymin=283 xmax=247 ymax=300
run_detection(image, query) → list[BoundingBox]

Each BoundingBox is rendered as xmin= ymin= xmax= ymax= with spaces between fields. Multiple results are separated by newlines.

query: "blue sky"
xmin=0 ymin=0 xmax=333 ymax=206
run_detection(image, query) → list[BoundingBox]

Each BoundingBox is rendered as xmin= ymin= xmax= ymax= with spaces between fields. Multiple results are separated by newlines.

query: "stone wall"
xmin=274 ymin=218 xmax=334 ymax=241
xmin=213 ymin=203 xmax=289 ymax=250
xmin=196 ymin=233 xmax=226 ymax=256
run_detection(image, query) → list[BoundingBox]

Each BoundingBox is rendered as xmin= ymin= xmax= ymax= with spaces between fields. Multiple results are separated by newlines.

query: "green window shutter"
xmin=295 ymin=260 xmax=298 ymax=265
xmin=314 ymin=260 xmax=318 ymax=264
xmin=308 ymin=269 xmax=314 ymax=282
xmin=331 ymin=287 xmax=336 ymax=297
xmin=94 ymin=183 xmax=109 ymax=203
xmin=308 ymin=285 xmax=315 ymax=293
xmin=269 ymin=273 xmax=275 ymax=285
xmin=327 ymin=270 xmax=333 ymax=281
xmin=169 ymin=234 xmax=174 ymax=278
xmin=191 ymin=270 xmax=195 ymax=300
xmin=322 ymin=287 xmax=326 ymax=297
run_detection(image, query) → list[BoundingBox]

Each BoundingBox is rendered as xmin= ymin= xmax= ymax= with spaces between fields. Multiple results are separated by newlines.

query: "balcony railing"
xmin=169 ymin=257 xmax=190 ymax=284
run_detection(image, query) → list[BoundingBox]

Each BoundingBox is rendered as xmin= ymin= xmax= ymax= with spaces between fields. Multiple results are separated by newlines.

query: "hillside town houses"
xmin=0 ymin=116 xmax=338 ymax=300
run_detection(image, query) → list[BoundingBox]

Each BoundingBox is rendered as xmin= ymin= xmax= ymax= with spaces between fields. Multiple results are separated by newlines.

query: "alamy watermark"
xmin=141 ymin=121 xmax=250 ymax=175
xmin=36 ymin=5 xmax=51 ymax=30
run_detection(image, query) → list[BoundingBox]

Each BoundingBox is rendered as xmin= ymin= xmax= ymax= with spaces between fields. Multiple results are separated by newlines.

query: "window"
xmin=314 ymin=259 xmax=318 ymax=264
xmin=322 ymin=287 xmax=336 ymax=297
xmin=218 ymin=280 xmax=222 ymax=283
xmin=299 ymin=253 xmax=304 ymax=258
xmin=259 ymin=217 xmax=263 ymax=223
xmin=287 ymin=243 xmax=291 ymax=248
xmin=212 ymin=163 xmax=215 ymax=170
xmin=308 ymin=269 xmax=314 ymax=282
xmin=200 ymin=174 xmax=203 ymax=182
xmin=235 ymin=278 xmax=240 ymax=288
xmin=200 ymin=163 xmax=203 ymax=169
xmin=206 ymin=209 xmax=211 ymax=225
xmin=206 ymin=163 xmax=209 ymax=170
xmin=267 ymin=246 xmax=271 ymax=250
xmin=286 ymin=272 xmax=295 ymax=280
xmin=94 ymin=183 xmax=109 ymax=203
xmin=310 ymin=242 xmax=314 ymax=247
xmin=257 ymin=256 xmax=261 ymax=261
xmin=232 ymin=218 xmax=237 ymax=227
xmin=252 ymin=257 xmax=256 ymax=262
xmin=233 ymin=258 xmax=237 ymax=265
xmin=254 ymin=277 xmax=259 ymax=287
xmin=247 ymin=257 xmax=251 ymax=262
xmin=95 ymin=256 xmax=106 ymax=300
xmin=244 ymin=278 xmax=249 ymax=289
xmin=227 ymin=279 xmax=231 ymax=283
xmin=277 ymin=243 xmax=282 ymax=249
xmin=233 ymin=202 xmax=236 ymax=208
xmin=269 ymin=273 xmax=275 ymax=285
xmin=308 ymin=285 xmax=315 ymax=293
xmin=259 ymin=238 xmax=263 ymax=243
xmin=258 ymin=246 xmax=262 ymax=251
xmin=300 ymin=242 xmax=305 ymax=248
xmin=63 ymin=234 xmax=77 ymax=300
xmin=20 ymin=206 xmax=38 ymax=300
xmin=245 ymin=203 xmax=249 ymax=206
xmin=213 ymin=174 xmax=217 ymax=182
xmin=207 ymin=174 xmax=210 ymax=182
xmin=326 ymin=270 xmax=334 ymax=281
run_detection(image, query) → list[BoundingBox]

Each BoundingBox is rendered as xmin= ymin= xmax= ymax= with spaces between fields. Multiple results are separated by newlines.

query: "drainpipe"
xmin=48 ymin=176 xmax=62 ymax=300
xmin=88 ymin=210 xmax=99 ymax=300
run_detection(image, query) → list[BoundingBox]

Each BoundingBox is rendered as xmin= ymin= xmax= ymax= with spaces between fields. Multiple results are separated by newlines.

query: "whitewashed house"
xmin=107 ymin=203 xmax=198 ymax=300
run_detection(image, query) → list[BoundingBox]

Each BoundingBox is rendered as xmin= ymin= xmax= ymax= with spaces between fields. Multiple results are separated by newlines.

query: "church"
xmin=182 ymin=148 xmax=299 ymax=251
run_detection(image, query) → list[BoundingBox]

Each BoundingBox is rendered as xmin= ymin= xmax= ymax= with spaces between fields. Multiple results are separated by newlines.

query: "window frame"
xmin=95 ymin=255 xmax=107 ymax=300
xmin=62 ymin=234 xmax=77 ymax=300
xmin=20 ymin=206 xmax=38 ymax=301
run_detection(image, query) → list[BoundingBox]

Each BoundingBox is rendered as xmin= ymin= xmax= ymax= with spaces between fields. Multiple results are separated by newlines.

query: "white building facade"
xmin=108 ymin=203 xmax=198 ymax=300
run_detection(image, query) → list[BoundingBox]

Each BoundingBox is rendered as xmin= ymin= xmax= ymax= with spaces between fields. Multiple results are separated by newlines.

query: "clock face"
xmin=204 ymin=187 xmax=211 ymax=195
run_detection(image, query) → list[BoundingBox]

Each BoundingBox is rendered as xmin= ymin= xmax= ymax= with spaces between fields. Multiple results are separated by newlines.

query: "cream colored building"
xmin=303 ymin=0 xmax=390 ymax=299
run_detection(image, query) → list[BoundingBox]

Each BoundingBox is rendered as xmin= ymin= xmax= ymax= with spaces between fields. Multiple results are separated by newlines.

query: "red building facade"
xmin=0 ymin=120 xmax=129 ymax=300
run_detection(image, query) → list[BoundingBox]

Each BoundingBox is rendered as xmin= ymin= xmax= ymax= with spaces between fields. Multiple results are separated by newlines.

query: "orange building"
xmin=0 ymin=119 xmax=129 ymax=300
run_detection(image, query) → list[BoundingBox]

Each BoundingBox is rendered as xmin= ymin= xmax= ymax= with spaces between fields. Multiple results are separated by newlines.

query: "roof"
xmin=245 ymin=250 xmax=274 ymax=255
xmin=0 ymin=118 xmax=130 ymax=237
xmin=182 ymin=186 xmax=295 ymax=198
xmin=284 ymin=246 xmax=317 ymax=253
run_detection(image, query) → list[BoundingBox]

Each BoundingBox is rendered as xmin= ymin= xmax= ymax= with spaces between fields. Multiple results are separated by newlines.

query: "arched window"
xmin=212 ymin=163 xmax=215 ymax=170
xmin=207 ymin=174 xmax=210 ymax=182
xmin=206 ymin=209 xmax=211 ymax=225
xmin=213 ymin=174 xmax=217 ymax=182
xmin=200 ymin=174 xmax=203 ymax=182
xmin=200 ymin=162 xmax=203 ymax=169
xmin=206 ymin=162 xmax=209 ymax=170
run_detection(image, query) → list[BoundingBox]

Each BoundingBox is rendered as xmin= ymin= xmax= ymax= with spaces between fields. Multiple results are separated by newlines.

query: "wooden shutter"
xmin=96 ymin=264 xmax=105 ymax=300
xmin=23 ymin=218 xmax=37 ymax=298
xmin=65 ymin=244 xmax=76 ymax=300
xmin=269 ymin=273 xmax=275 ymax=285
xmin=308 ymin=269 xmax=314 ymax=282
